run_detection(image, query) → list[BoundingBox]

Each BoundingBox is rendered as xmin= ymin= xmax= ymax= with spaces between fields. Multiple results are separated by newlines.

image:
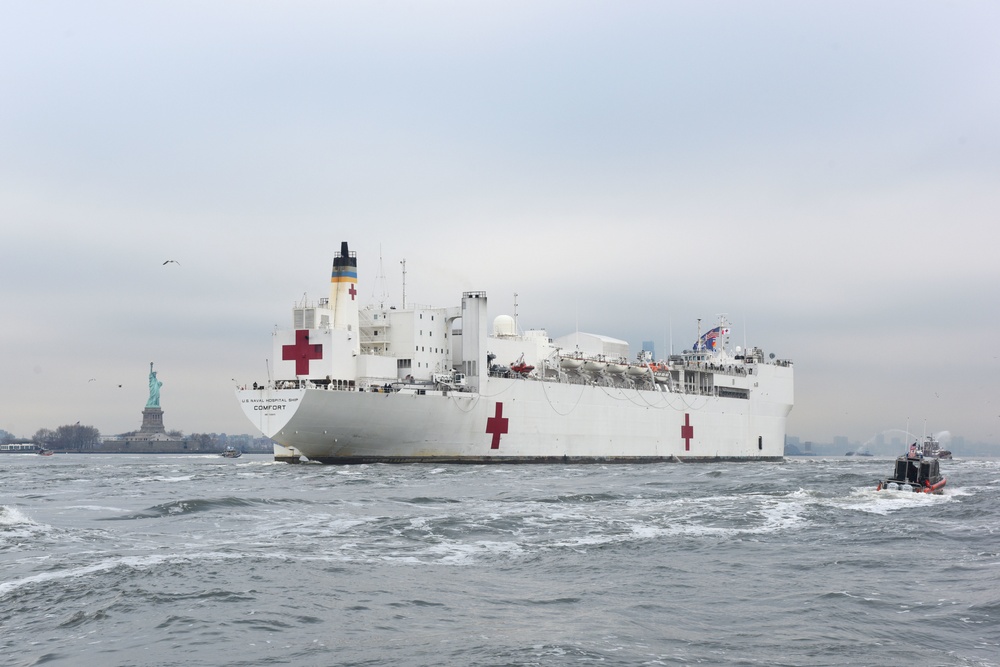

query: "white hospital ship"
xmin=237 ymin=242 xmax=794 ymax=463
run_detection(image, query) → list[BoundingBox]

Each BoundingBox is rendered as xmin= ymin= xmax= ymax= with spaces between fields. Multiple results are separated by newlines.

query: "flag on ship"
xmin=694 ymin=326 xmax=730 ymax=350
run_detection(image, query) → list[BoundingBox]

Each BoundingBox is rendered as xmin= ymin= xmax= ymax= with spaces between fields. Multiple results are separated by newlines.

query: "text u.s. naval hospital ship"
xmin=237 ymin=242 xmax=794 ymax=463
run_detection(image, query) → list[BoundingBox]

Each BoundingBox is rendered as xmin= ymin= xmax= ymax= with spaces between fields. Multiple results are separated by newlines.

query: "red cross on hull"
xmin=681 ymin=413 xmax=694 ymax=451
xmin=486 ymin=402 xmax=509 ymax=449
xmin=282 ymin=330 xmax=323 ymax=375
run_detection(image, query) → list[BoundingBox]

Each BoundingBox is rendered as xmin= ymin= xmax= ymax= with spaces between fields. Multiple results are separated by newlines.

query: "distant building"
xmin=0 ymin=443 xmax=36 ymax=452
xmin=552 ymin=332 xmax=629 ymax=359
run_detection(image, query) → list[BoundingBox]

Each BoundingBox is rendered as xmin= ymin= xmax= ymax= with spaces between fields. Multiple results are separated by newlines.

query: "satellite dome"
xmin=493 ymin=315 xmax=516 ymax=337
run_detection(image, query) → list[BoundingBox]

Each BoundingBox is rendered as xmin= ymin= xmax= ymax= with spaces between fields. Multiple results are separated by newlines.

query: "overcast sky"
xmin=2 ymin=1 xmax=998 ymax=447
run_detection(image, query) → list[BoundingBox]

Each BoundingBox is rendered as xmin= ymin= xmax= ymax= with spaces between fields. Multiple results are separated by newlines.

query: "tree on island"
xmin=187 ymin=433 xmax=216 ymax=450
xmin=32 ymin=424 xmax=102 ymax=451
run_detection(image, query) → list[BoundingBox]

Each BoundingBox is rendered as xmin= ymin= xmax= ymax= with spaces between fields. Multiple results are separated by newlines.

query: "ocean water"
xmin=1 ymin=454 xmax=998 ymax=667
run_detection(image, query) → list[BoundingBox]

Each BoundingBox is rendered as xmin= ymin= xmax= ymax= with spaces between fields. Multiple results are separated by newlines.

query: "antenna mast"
xmin=513 ymin=292 xmax=519 ymax=334
xmin=373 ymin=244 xmax=390 ymax=308
xmin=400 ymin=258 xmax=407 ymax=309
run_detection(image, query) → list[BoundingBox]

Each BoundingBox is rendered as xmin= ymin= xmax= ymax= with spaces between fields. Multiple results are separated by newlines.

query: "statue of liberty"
xmin=147 ymin=362 xmax=163 ymax=408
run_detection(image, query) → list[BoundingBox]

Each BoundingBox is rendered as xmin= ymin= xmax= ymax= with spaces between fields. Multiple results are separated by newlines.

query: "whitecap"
xmin=63 ymin=505 xmax=128 ymax=512
xmin=0 ymin=505 xmax=36 ymax=528
xmin=839 ymin=486 xmax=948 ymax=514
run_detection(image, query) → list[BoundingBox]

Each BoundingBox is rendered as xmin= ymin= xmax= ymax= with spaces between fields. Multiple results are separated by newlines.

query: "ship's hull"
xmin=238 ymin=370 xmax=791 ymax=464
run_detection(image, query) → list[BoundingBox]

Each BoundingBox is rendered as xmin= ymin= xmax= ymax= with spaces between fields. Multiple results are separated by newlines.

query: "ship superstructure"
xmin=237 ymin=242 xmax=794 ymax=463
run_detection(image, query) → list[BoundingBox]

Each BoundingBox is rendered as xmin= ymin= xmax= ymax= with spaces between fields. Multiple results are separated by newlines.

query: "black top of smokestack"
xmin=333 ymin=241 xmax=357 ymax=267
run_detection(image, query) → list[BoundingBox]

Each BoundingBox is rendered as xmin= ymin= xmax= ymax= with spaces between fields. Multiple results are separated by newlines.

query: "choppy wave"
xmin=99 ymin=496 xmax=284 ymax=520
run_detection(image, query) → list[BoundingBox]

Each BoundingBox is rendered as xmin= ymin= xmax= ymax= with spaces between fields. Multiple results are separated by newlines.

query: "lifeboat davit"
xmin=510 ymin=354 xmax=535 ymax=375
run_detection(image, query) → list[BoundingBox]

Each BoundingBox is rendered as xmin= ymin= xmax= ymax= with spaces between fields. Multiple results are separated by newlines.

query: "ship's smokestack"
xmin=330 ymin=241 xmax=360 ymax=354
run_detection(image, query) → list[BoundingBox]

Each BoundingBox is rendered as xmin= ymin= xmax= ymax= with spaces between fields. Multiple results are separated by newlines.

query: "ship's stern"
xmin=236 ymin=386 xmax=307 ymax=462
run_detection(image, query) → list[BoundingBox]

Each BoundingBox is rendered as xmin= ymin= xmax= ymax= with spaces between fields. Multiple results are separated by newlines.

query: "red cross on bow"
xmin=681 ymin=413 xmax=694 ymax=451
xmin=486 ymin=402 xmax=509 ymax=449
xmin=282 ymin=329 xmax=323 ymax=375
xmin=348 ymin=283 xmax=357 ymax=300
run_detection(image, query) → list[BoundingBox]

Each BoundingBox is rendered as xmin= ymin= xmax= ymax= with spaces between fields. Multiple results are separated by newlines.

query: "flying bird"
xmin=163 ymin=260 xmax=180 ymax=266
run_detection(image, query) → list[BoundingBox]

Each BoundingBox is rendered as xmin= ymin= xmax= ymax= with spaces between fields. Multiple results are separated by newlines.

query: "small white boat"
xmin=920 ymin=435 xmax=952 ymax=459
xmin=605 ymin=360 xmax=628 ymax=375
xmin=558 ymin=355 xmax=585 ymax=370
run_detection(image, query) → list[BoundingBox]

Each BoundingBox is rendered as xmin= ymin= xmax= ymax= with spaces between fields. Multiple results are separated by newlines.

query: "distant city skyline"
xmin=786 ymin=431 xmax=994 ymax=457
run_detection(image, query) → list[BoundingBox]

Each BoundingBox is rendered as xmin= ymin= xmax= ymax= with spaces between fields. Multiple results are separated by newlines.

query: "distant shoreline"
xmin=0 ymin=450 xmax=269 ymax=455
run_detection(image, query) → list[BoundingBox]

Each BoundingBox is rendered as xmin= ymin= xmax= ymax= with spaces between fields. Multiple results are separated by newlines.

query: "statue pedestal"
xmin=140 ymin=407 xmax=166 ymax=434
